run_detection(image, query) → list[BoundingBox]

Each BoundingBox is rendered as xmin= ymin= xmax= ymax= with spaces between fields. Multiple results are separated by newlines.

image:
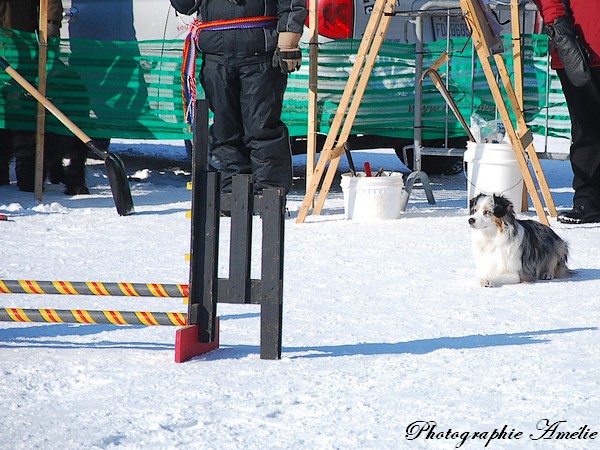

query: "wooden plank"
xmin=306 ymin=0 xmax=318 ymax=201
xmin=312 ymin=0 xmax=397 ymax=216
xmin=188 ymin=100 xmax=219 ymax=342
xmin=510 ymin=0 xmax=529 ymax=212
xmin=493 ymin=53 xmax=557 ymax=217
xmin=259 ymin=188 xmax=285 ymax=359
xmin=175 ymin=320 xmax=220 ymax=363
xmin=229 ymin=175 xmax=253 ymax=303
xmin=35 ymin=0 xmax=49 ymax=201
xmin=461 ymin=0 xmax=554 ymax=225
xmin=510 ymin=0 xmax=524 ymax=112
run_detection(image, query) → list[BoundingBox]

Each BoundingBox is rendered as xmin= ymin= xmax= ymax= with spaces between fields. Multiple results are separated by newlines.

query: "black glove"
xmin=272 ymin=48 xmax=302 ymax=73
xmin=544 ymin=15 xmax=592 ymax=87
xmin=272 ymin=32 xmax=302 ymax=74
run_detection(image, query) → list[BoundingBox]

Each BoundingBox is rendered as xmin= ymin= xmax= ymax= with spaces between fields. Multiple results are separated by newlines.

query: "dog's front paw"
xmin=479 ymin=278 xmax=497 ymax=288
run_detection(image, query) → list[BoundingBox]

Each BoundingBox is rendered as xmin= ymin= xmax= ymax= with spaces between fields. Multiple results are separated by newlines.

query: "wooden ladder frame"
xmin=460 ymin=0 xmax=556 ymax=225
xmin=296 ymin=0 xmax=557 ymax=226
xmin=296 ymin=0 xmax=398 ymax=223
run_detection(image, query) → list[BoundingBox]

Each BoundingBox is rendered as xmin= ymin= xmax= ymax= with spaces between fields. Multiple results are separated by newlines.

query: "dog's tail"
xmin=554 ymin=240 xmax=573 ymax=279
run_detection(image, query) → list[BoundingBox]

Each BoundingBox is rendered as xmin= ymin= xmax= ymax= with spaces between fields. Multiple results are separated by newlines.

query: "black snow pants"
xmin=200 ymin=57 xmax=292 ymax=194
xmin=558 ymin=67 xmax=600 ymax=211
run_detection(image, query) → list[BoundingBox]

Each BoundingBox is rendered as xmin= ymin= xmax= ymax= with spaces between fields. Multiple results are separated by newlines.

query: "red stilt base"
xmin=174 ymin=318 xmax=220 ymax=363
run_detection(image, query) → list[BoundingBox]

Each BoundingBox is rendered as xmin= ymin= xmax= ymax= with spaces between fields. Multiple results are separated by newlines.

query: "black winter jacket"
xmin=171 ymin=0 xmax=307 ymax=64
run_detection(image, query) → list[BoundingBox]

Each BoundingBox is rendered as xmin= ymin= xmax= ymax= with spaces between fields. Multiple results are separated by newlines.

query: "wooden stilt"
xmin=296 ymin=0 xmax=397 ymax=223
xmin=35 ymin=0 xmax=49 ymax=202
xmin=510 ymin=0 xmax=529 ymax=212
xmin=306 ymin=0 xmax=318 ymax=203
xmin=460 ymin=0 xmax=556 ymax=226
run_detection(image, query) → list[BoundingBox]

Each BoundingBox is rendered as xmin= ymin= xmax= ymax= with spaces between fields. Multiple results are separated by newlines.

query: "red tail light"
xmin=306 ymin=0 xmax=354 ymax=40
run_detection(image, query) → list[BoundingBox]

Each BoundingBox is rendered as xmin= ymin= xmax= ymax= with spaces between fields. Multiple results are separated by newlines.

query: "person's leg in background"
xmin=12 ymin=130 xmax=36 ymax=192
xmin=0 ymin=129 xmax=12 ymax=185
xmin=557 ymin=68 xmax=600 ymax=223
xmin=62 ymin=137 xmax=89 ymax=195
xmin=49 ymin=134 xmax=89 ymax=195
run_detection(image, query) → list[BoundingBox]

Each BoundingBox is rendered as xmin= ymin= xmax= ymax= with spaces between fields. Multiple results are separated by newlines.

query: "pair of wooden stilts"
xmin=297 ymin=0 xmax=556 ymax=226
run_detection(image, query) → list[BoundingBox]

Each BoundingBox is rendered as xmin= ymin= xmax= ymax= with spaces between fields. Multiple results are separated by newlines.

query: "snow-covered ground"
xmin=1 ymin=135 xmax=599 ymax=450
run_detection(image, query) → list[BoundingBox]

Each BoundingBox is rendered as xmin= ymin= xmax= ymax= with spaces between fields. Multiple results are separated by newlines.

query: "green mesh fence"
xmin=0 ymin=28 xmax=189 ymax=139
xmin=0 ymin=28 xmax=569 ymax=142
xmin=290 ymin=35 xmax=570 ymax=141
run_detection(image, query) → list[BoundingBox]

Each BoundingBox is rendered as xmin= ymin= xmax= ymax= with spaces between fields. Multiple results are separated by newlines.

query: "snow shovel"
xmin=421 ymin=52 xmax=475 ymax=142
xmin=0 ymin=57 xmax=134 ymax=216
xmin=422 ymin=67 xmax=475 ymax=142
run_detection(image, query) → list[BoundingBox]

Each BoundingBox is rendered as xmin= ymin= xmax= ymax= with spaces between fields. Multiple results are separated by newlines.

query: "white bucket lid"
xmin=464 ymin=141 xmax=517 ymax=164
xmin=340 ymin=172 xmax=404 ymax=189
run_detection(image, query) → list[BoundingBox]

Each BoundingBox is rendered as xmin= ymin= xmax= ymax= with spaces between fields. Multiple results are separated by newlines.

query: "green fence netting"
xmin=0 ymin=28 xmax=569 ymax=142
xmin=304 ymin=35 xmax=569 ymax=141
xmin=0 ymin=28 xmax=188 ymax=139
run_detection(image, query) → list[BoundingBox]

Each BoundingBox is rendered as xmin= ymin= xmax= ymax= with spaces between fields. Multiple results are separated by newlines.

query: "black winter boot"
xmin=15 ymin=157 xmax=35 ymax=192
xmin=47 ymin=159 xmax=64 ymax=185
xmin=557 ymin=205 xmax=600 ymax=224
xmin=0 ymin=130 xmax=12 ymax=185
xmin=0 ymin=160 xmax=9 ymax=185
xmin=63 ymin=152 xmax=89 ymax=195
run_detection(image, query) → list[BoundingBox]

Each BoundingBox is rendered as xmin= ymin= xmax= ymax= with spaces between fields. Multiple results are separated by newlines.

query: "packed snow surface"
xmin=0 ymin=137 xmax=598 ymax=450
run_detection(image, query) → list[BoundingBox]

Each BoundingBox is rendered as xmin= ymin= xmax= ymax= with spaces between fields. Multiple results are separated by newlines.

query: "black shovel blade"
xmin=86 ymin=141 xmax=135 ymax=216
xmin=105 ymin=153 xmax=135 ymax=216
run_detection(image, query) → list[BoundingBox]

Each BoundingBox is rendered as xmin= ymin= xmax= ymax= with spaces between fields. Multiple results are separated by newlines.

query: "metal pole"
xmin=412 ymin=1 xmax=463 ymax=171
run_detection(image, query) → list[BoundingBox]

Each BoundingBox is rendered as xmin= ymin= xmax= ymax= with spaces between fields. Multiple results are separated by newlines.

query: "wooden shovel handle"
xmin=0 ymin=57 xmax=108 ymax=160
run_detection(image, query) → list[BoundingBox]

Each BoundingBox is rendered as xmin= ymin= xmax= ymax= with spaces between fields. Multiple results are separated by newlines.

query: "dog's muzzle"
xmin=468 ymin=217 xmax=476 ymax=227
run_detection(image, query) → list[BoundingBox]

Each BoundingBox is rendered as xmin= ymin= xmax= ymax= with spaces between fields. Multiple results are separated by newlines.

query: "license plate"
xmin=432 ymin=16 xmax=470 ymax=40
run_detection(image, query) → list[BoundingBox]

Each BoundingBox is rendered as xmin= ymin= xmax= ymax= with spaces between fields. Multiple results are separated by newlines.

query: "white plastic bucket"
xmin=463 ymin=141 xmax=524 ymax=211
xmin=340 ymin=172 xmax=404 ymax=221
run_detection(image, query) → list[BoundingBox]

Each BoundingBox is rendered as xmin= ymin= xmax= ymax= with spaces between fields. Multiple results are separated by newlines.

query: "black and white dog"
xmin=468 ymin=193 xmax=571 ymax=287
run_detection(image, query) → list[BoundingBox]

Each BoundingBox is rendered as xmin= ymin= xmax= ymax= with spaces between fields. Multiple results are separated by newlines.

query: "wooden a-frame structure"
xmin=296 ymin=0 xmax=398 ymax=223
xmin=296 ymin=0 xmax=556 ymax=226
xmin=460 ymin=0 xmax=555 ymax=225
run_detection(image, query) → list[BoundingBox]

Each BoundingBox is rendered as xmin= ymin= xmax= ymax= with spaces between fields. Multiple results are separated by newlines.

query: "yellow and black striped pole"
xmin=0 ymin=280 xmax=188 ymax=298
xmin=0 ymin=308 xmax=187 ymax=326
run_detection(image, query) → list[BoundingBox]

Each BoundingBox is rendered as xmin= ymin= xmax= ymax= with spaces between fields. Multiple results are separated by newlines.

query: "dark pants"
xmin=12 ymin=130 xmax=38 ymax=191
xmin=46 ymin=134 xmax=88 ymax=190
xmin=200 ymin=58 xmax=292 ymax=194
xmin=0 ymin=129 xmax=11 ymax=185
xmin=558 ymin=67 xmax=600 ymax=211
xmin=11 ymin=131 xmax=87 ymax=192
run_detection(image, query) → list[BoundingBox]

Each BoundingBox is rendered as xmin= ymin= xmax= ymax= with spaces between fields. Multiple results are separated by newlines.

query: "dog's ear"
xmin=469 ymin=193 xmax=483 ymax=214
xmin=492 ymin=194 xmax=513 ymax=217
xmin=469 ymin=195 xmax=479 ymax=215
